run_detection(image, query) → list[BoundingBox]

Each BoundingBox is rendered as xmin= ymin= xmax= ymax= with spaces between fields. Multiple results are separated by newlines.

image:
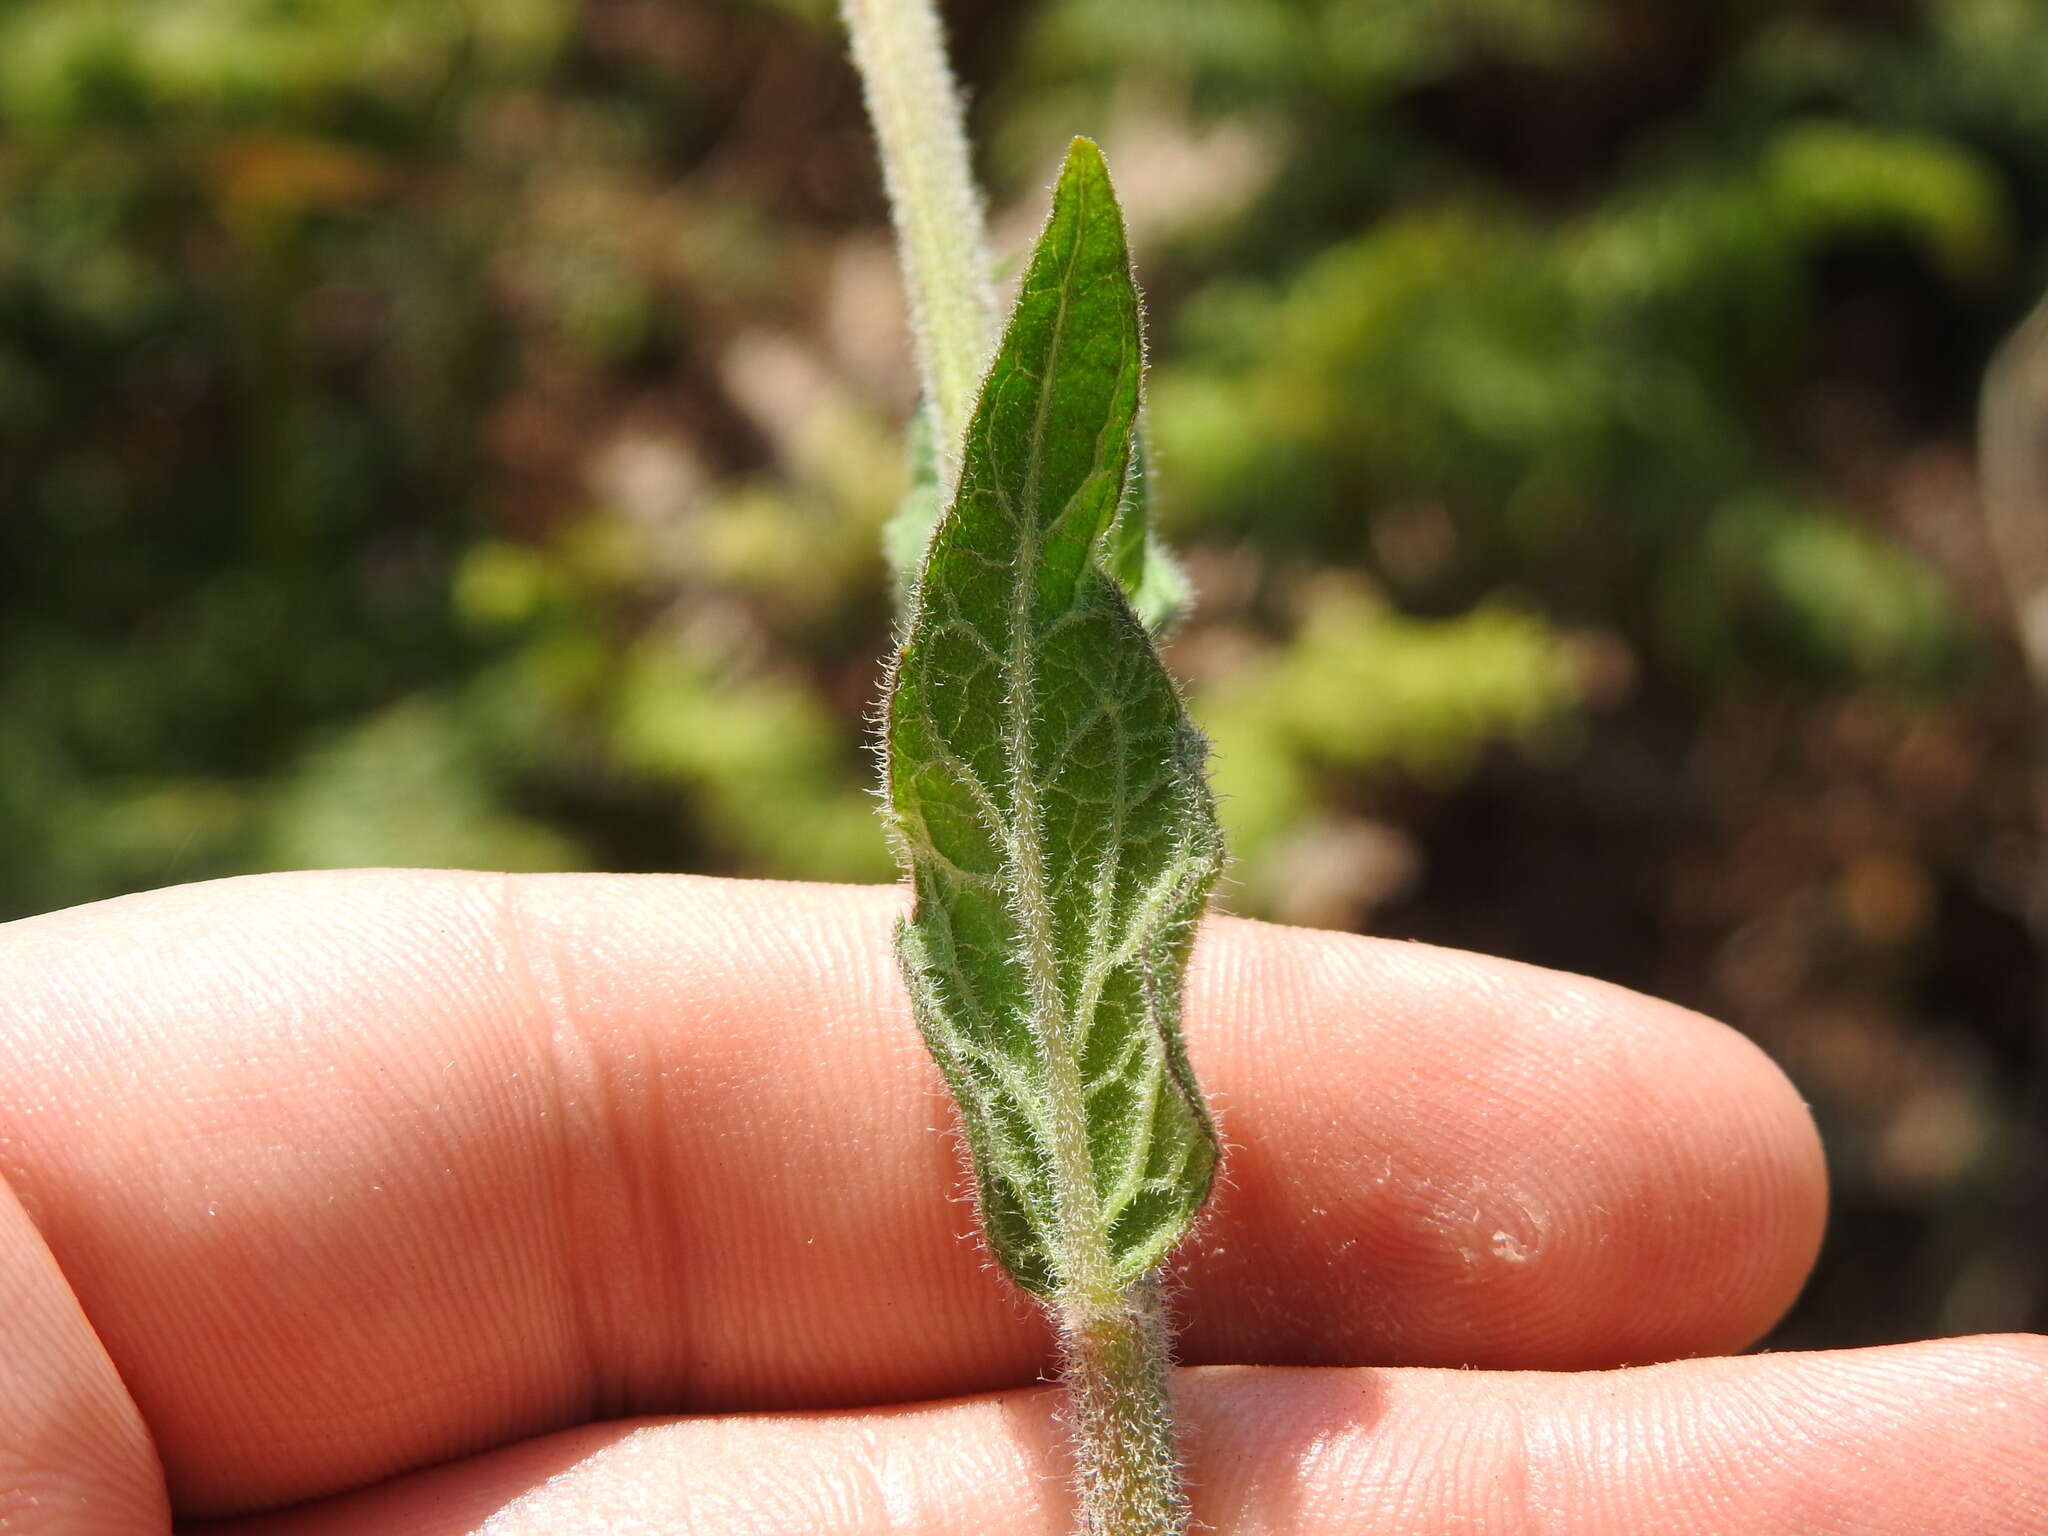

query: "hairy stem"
xmin=1058 ymin=1280 xmax=1191 ymax=1535
xmin=839 ymin=0 xmax=997 ymax=498
xmin=848 ymin=20 xmax=1202 ymax=1533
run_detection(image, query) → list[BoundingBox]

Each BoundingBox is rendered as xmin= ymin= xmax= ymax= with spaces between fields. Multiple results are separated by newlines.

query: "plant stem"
xmin=839 ymin=0 xmax=997 ymax=499
xmin=1057 ymin=1279 xmax=1193 ymax=1535
xmin=843 ymin=10 xmax=1198 ymax=1532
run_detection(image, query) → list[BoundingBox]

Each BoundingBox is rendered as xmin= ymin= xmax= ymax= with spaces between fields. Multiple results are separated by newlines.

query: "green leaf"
xmin=1107 ymin=433 xmax=1193 ymax=634
xmin=899 ymin=401 xmax=1191 ymax=634
xmin=883 ymin=138 xmax=1223 ymax=1302
xmin=883 ymin=401 xmax=944 ymax=606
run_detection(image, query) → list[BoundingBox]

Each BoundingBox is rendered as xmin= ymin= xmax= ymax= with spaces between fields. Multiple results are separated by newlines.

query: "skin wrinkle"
xmin=443 ymin=890 xmax=595 ymax=1467
xmin=556 ymin=879 xmax=749 ymax=1413
xmin=0 ymin=1175 xmax=171 ymax=1536
xmin=495 ymin=873 xmax=626 ymax=1425
xmin=518 ymin=875 xmax=729 ymax=1418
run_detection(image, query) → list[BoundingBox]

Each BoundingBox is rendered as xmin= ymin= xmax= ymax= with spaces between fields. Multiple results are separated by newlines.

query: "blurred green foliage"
xmin=7 ymin=0 xmax=2048 ymax=1341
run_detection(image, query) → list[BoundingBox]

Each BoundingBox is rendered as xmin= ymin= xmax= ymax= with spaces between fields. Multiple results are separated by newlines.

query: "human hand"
xmin=2 ymin=870 xmax=2041 ymax=1533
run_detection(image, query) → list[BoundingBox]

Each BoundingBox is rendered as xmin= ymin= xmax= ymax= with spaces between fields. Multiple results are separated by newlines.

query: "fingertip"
xmin=1183 ymin=918 xmax=1828 ymax=1367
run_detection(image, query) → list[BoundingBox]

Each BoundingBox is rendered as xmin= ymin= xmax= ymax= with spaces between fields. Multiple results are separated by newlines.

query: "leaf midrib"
xmin=995 ymin=165 xmax=1118 ymax=1311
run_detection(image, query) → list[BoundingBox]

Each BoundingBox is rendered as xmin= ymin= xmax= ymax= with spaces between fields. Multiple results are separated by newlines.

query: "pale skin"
xmin=2 ymin=870 xmax=2043 ymax=1534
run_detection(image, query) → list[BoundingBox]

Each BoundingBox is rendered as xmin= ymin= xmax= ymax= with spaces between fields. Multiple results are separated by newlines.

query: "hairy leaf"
xmin=883 ymin=402 xmax=943 ymax=608
xmin=884 ymin=139 xmax=1222 ymax=1301
xmin=1108 ymin=434 xmax=1192 ymax=635
xmin=891 ymin=407 xmax=1187 ymax=631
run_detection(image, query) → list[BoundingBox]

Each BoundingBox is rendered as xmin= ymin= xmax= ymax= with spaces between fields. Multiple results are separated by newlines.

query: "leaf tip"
xmin=1058 ymin=134 xmax=1114 ymax=196
xmin=1061 ymin=133 xmax=1104 ymax=166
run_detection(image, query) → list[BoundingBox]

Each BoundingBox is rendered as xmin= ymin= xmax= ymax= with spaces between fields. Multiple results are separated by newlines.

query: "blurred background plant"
xmin=5 ymin=0 xmax=2047 ymax=1347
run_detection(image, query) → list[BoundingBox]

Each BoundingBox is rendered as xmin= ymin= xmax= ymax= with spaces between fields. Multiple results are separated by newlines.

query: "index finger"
xmin=0 ymin=870 xmax=1824 ymax=1516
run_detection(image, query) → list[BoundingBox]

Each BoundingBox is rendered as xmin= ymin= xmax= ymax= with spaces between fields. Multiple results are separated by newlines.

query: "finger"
xmin=0 ymin=871 xmax=1822 ymax=1515
xmin=0 ymin=1171 xmax=168 ymax=1535
xmin=1179 ymin=913 xmax=1822 ymax=1371
xmin=204 ymin=1336 xmax=2048 ymax=1536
